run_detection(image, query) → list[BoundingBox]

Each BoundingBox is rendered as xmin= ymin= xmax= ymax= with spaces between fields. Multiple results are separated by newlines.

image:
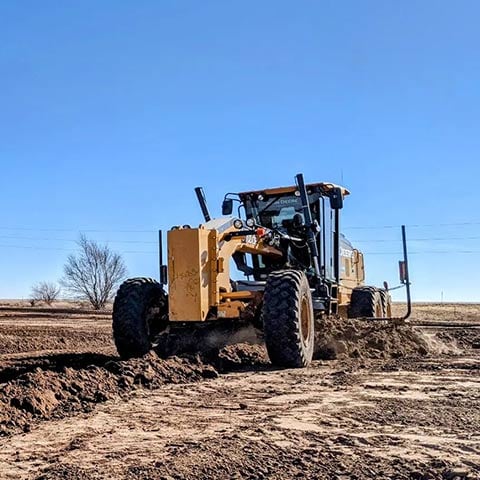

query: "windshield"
xmin=245 ymin=194 xmax=311 ymax=229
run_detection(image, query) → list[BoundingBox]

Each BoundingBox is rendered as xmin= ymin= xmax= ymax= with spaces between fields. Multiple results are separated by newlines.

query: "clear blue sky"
xmin=1 ymin=1 xmax=479 ymax=301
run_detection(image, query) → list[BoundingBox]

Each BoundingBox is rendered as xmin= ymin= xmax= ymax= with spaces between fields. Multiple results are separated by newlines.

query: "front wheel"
xmin=262 ymin=270 xmax=314 ymax=368
xmin=112 ymin=278 xmax=168 ymax=359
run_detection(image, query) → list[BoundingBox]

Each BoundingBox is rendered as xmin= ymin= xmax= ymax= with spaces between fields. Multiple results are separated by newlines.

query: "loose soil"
xmin=0 ymin=302 xmax=479 ymax=479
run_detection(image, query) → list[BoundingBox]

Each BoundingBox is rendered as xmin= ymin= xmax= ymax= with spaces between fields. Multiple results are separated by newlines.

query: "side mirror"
xmin=329 ymin=187 xmax=343 ymax=210
xmin=222 ymin=199 xmax=233 ymax=215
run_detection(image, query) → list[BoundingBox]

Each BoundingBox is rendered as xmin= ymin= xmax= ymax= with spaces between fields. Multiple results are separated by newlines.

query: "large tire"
xmin=112 ymin=278 xmax=168 ymax=359
xmin=262 ymin=270 xmax=314 ymax=368
xmin=378 ymin=289 xmax=392 ymax=317
xmin=347 ymin=286 xmax=383 ymax=318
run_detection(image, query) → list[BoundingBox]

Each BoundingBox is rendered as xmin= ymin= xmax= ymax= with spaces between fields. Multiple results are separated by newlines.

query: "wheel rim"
xmin=300 ymin=294 xmax=311 ymax=346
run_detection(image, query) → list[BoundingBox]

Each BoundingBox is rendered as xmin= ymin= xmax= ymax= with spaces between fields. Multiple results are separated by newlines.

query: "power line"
xmin=352 ymin=236 xmax=480 ymax=243
xmin=344 ymin=221 xmax=480 ymax=230
xmin=0 ymin=227 xmax=157 ymax=233
xmin=0 ymin=243 xmax=478 ymax=256
xmin=364 ymin=250 xmax=480 ymax=255
xmin=0 ymin=244 xmax=71 ymax=251
xmin=2 ymin=233 xmax=480 ymax=245
xmin=0 ymin=244 xmax=156 ymax=254
xmin=0 ymin=235 xmax=157 ymax=244
xmin=1 ymin=220 xmax=480 ymax=232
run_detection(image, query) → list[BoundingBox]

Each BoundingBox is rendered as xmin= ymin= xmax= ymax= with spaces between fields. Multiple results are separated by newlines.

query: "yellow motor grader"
xmin=112 ymin=173 xmax=410 ymax=367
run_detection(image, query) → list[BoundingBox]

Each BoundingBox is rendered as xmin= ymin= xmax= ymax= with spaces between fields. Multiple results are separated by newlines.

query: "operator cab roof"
xmin=238 ymin=182 xmax=350 ymax=198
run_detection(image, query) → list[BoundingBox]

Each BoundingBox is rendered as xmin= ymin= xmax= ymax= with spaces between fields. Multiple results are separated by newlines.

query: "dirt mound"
xmin=214 ymin=343 xmax=269 ymax=371
xmin=0 ymin=343 xmax=275 ymax=437
xmin=0 ymin=352 xmax=217 ymax=436
xmin=314 ymin=317 xmax=433 ymax=360
xmin=0 ymin=344 xmax=278 ymax=437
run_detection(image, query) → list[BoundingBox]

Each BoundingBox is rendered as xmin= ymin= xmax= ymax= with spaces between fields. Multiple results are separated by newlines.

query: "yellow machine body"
xmin=167 ymin=227 xmax=211 ymax=321
xmin=338 ymin=247 xmax=365 ymax=305
xmin=168 ymin=218 xmax=281 ymax=322
xmin=167 ymin=181 xmax=366 ymax=322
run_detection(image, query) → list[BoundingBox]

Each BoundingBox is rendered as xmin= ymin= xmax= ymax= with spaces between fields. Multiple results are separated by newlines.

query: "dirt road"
xmin=0 ymin=303 xmax=479 ymax=479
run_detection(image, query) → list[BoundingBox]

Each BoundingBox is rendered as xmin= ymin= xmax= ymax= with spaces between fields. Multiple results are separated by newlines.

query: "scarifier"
xmin=112 ymin=173 xmax=411 ymax=367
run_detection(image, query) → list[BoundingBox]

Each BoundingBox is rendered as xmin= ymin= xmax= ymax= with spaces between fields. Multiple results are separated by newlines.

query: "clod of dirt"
xmin=0 ymin=352 xmax=218 ymax=437
xmin=10 ymin=388 xmax=59 ymax=416
xmin=314 ymin=317 xmax=434 ymax=360
xmin=214 ymin=343 xmax=269 ymax=371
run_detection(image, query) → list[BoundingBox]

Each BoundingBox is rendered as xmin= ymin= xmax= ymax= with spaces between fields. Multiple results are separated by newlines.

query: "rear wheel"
xmin=348 ymin=286 xmax=383 ymax=318
xmin=112 ymin=278 xmax=168 ymax=359
xmin=378 ymin=289 xmax=392 ymax=317
xmin=262 ymin=270 xmax=314 ymax=368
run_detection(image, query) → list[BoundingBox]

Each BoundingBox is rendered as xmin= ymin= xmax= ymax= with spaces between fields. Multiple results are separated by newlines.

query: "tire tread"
xmin=112 ymin=277 xmax=167 ymax=359
xmin=262 ymin=270 xmax=314 ymax=368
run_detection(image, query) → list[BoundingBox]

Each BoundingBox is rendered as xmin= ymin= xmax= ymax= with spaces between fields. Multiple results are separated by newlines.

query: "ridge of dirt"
xmin=0 ymin=344 xmax=272 ymax=438
xmin=314 ymin=317 xmax=441 ymax=360
xmin=0 ymin=352 xmax=217 ymax=437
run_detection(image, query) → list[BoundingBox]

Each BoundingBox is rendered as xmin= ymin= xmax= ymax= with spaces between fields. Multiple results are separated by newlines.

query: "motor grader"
xmin=112 ymin=173 xmax=410 ymax=367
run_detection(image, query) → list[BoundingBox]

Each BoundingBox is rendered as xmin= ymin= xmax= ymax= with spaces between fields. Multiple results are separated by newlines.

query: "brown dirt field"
xmin=0 ymin=303 xmax=479 ymax=479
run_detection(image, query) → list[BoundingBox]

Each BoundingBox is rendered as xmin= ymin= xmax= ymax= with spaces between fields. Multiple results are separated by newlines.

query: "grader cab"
xmin=112 ymin=173 xmax=410 ymax=368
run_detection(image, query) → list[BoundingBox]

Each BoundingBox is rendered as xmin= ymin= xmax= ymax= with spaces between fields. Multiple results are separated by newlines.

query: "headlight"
xmin=233 ymin=219 xmax=243 ymax=229
xmin=246 ymin=218 xmax=255 ymax=228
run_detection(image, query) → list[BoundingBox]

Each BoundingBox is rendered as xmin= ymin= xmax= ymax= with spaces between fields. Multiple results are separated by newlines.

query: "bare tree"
xmin=61 ymin=234 xmax=127 ymax=310
xmin=31 ymin=281 xmax=61 ymax=306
